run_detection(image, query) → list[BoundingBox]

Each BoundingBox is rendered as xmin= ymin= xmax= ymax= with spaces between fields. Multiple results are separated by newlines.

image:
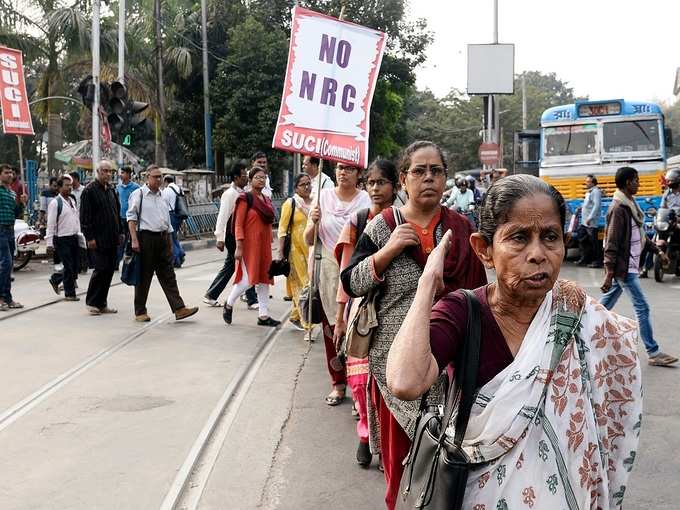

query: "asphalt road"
xmin=0 ymin=252 xmax=678 ymax=509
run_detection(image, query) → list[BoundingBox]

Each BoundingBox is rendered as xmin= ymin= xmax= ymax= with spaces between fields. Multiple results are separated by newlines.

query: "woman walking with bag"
xmin=341 ymin=141 xmax=487 ymax=509
xmin=334 ymin=159 xmax=399 ymax=468
xmin=278 ymin=173 xmax=313 ymax=331
xmin=223 ymin=167 xmax=280 ymax=327
xmin=387 ymin=175 xmax=642 ymax=509
xmin=304 ymin=162 xmax=371 ymax=407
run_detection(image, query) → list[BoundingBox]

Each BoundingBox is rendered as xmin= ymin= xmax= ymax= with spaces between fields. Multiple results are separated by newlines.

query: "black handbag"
xmin=121 ymin=191 xmax=144 ymax=287
xmin=171 ymin=185 xmax=189 ymax=219
xmin=397 ymin=289 xmax=481 ymax=510
xmin=269 ymin=197 xmax=296 ymax=278
xmin=268 ymin=258 xmax=291 ymax=278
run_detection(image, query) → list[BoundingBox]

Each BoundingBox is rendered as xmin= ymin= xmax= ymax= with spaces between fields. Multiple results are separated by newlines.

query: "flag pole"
xmin=306 ymin=3 xmax=345 ymax=343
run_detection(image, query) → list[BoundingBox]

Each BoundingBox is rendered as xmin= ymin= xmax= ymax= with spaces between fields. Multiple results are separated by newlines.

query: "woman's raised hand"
xmin=421 ymin=229 xmax=453 ymax=295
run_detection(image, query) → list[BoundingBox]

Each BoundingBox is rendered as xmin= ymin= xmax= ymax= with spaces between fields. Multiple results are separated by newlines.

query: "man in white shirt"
xmin=302 ymin=155 xmax=333 ymax=200
xmin=161 ymin=175 xmax=186 ymax=267
xmin=68 ymin=172 xmax=84 ymax=208
xmin=249 ymin=151 xmax=273 ymax=198
xmin=46 ymin=176 xmax=81 ymax=300
xmin=127 ymin=165 xmax=198 ymax=322
xmin=203 ymin=163 xmax=250 ymax=306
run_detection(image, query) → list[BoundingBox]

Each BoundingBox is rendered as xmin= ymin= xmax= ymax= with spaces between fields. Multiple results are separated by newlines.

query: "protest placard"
xmin=0 ymin=46 xmax=34 ymax=136
xmin=272 ymin=6 xmax=385 ymax=168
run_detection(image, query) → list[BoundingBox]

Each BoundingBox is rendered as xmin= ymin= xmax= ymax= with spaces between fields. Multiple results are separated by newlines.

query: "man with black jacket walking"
xmin=80 ymin=160 xmax=122 ymax=315
xmin=600 ymin=166 xmax=678 ymax=366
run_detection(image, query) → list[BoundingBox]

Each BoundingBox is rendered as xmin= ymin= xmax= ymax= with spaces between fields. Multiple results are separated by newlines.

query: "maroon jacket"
xmin=604 ymin=199 xmax=659 ymax=279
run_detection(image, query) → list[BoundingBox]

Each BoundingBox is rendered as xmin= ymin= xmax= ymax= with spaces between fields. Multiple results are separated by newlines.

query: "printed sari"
xmin=449 ymin=280 xmax=642 ymax=509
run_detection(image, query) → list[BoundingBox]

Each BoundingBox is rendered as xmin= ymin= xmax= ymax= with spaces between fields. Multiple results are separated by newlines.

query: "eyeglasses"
xmin=407 ymin=165 xmax=447 ymax=179
xmin=251 ymin=174 xmax=267 ymax=180
xmin=337 ymin=166 xmax=358 ymax=173
xmin=297 ymin=181 xmax=311 ymax=188
xmin=366 ymin=178 xmax=390 ymax=188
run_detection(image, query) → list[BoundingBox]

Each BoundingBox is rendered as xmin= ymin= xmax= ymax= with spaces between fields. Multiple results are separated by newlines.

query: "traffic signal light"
xmin=77 ymin=76 xmax=95 ymax=110
xmin=120 ymin=100 xmax=150 ymax=146
xmin=107 ymin=80 xmax=126 ymax=134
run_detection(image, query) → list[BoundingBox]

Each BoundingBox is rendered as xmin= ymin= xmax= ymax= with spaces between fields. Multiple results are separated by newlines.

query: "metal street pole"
xmin=17 ymin=136 xmax=24 ymax=184
xmin=92 ymin=0 xmax=101 ymax=169
xmin=117 ymin=0 xmax=125 ymax=167
xmin=200 ymin=0 xmax=213 ymax=170
xmin=522 ymin=73 xmax=529 ymax=162
xmin=492 ymin=0 xmax=499 ymax=166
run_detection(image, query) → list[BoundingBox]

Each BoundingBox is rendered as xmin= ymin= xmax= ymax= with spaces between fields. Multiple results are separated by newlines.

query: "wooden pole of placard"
xmin=306 ymin=4 xmax=345 ymax=343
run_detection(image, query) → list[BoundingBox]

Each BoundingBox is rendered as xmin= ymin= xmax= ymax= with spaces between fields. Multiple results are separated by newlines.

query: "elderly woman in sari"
xmin=341 ymin=141 xmax=487 ymax=509
xmin=388 ymin=175 xmax=642 ymax=509
xmin=304 ymin=162 xmax=371 ymax=406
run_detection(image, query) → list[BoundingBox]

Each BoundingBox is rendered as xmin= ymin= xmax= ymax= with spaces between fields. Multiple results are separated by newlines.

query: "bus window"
xmin=603 ymin=120 xmax=660 ymax=153
xmin=544 ymin=124 xmax=598 ymax=157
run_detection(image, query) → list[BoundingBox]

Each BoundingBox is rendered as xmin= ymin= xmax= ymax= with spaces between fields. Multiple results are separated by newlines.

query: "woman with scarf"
xmin=278 ymin=173 xmax=313 ymax=331
xmin=304 ymin=162 xmax=371 ymax=406
xmin=341 ymin=141 xmax=487 ymax=509
xmin=223 ymin=166 xmax=280 ymax=327
xmin=388 ymin=175 xmax=642 ymax=509
xmin=334 ymin=158 xmax=399 ymax=468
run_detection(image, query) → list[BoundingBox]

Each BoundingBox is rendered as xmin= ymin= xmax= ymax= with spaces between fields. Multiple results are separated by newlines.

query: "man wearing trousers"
xmin=600 ymin=166 xmax=678 ymax=367
xmin=161 ymin=175 xmax=186 ymax=268
xmin=203 ymin=163 xmax=251 ymax=306
xmin=127 ymin=165 xmax=198 ymax=322
xmin=46 ymin=176 xmax=81 ymax=301
xmin=578 ymin=174 xmax=603 ymax=267
xmin=0 ymin=164 xmax=24 ymax=311
xmin=80 ymin=160 xmax=122 ymax=315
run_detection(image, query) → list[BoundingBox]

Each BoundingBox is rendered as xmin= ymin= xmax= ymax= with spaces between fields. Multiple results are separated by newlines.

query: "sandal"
xmin=648 ymin=352 xmax=679 ymax=366
xmin=7 ymin=301 xmax=23 ymax=309
xmin=325 ymin=389 xmax=346 ymax=406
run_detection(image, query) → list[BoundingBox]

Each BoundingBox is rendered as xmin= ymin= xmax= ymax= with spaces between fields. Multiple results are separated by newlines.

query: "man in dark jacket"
xmin=600 ymin=166 xmax=677 ymax=366
xmin=80 ymin=160 xmax=123 ymax=315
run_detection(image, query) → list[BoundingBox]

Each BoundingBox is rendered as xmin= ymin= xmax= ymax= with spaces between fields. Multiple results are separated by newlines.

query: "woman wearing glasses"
xmin=278 ymin=173 xmax=313 ymax=331
xmin=304 ymin=162 xmax=371 ymax=407
xmin=222 ymin=166 xmax=280 ymax=327
xmin=341 ymin=141 xmax=487 ymax=509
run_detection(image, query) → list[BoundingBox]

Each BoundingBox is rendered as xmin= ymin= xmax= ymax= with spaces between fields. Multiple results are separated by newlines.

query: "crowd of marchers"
xmin=1 ymin=139 xmax=680 ymax=508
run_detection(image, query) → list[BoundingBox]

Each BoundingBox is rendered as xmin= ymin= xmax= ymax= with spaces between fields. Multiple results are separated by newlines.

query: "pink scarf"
xmin=318 ymin=188 xmax=371 ymax=252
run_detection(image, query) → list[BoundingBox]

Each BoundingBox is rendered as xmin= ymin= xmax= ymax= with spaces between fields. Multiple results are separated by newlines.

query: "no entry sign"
xmin=479 ymin=143 xmax=501 ymax=166
xmin=0 ymin=46 xmax=34 ymax=136
xmin=272 ymin=7 xmax=386 ymax=168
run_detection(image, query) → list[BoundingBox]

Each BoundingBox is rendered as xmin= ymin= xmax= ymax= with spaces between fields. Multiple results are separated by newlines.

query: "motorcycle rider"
xmin=661 ymin=168 xmax=680 ymax=211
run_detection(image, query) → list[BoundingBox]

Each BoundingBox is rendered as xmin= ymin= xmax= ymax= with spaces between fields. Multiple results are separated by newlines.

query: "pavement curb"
xmin=180 ymin=238 xmax=216 ymax=251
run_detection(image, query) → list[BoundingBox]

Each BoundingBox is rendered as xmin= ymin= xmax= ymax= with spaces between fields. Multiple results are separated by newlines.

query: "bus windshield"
xmin=602 ymin=120 xmax=660 ymax=153
xmin=543 ymin=124 xmax=597 ymax=158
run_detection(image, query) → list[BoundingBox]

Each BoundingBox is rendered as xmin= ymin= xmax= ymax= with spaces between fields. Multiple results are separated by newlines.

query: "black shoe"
xmin=283 ymin=296 xmax=293 ymax=302
xmin=257 ymin=317 xmax=281 ymax=327
xmin=223 ymin=305 xmax=233 ymax=324
xmin=639 ymin=269 xmax=649 ymax=279
xmin=50 ymin=279 xmax=61 ymax=295
xmin=356 ymin=441 xmax=372 ymax=467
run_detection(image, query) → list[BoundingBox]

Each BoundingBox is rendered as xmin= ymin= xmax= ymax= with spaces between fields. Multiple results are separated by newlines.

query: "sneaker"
xmin=175 ymin=306 xmax=199 ymax=321
xmin=50 ymin=279 xmax=61 ymax=295
xmin=248 ymin=303 xmax=260 ymax=311
xmin=257 ymin=317 xmax=281 ymax=327
xmin=135 ymin=313 xmax=151 ymax=322
xmin=64 ymin=296 xmax=80 ymax=302
xmin=223 ymin=305 xmax=233 ymax=324
xmin=289 ymin=319 xmax=305 ymax=331
xmin=648 ymin=352 xmax=679 ymax=366
xmin=356 ymin=441 xmax=372 ymax=467
xmin=202 ymin=297 xmax=222 ymax=307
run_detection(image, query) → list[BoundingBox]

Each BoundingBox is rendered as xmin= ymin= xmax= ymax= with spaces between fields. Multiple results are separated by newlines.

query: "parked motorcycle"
xmin=13 ymin=219 xmax=41 ymax=270
xmin=652 ymin=207 xmax=680 ymax=282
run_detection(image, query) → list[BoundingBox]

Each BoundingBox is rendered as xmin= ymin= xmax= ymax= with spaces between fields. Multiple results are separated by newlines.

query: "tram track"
xmin=160 ymin=309 xmax=294 ymax=510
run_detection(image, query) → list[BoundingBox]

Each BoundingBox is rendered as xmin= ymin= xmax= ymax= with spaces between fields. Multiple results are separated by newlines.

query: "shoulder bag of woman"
xmin=397 ymin=289 xmax=481 ymax=510
xmin=344 ymin=206 xmax=403 ymax=357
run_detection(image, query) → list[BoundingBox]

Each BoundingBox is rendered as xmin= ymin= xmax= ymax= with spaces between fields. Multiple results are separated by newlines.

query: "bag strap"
xmin=355 ymin=208 xmax=370 ymax=239
xmin=136 ymin=189 xmax=144 ymax=232
xmin=286 ymin=197 xmax=296 ymax=237
xmin=441 ymin=289 xmax=481 ymax=448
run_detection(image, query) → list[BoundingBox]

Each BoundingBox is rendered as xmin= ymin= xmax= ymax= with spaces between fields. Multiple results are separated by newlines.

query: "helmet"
xmin=666 ymin=168 xmax=680 ymax=187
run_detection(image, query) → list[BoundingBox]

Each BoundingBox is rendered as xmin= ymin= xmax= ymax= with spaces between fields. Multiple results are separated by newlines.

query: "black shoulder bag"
xmin=269 ymin=197 xmax=294 ymax=278
xmin=397 ymin=289 xmax=481 ymax=510
xmin=121 ymin=191 xmax=143 ymax=287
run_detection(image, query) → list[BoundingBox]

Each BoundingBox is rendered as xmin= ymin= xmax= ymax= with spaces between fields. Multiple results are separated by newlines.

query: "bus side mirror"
xmin=665 ymin=127 xmax=673 ymax=148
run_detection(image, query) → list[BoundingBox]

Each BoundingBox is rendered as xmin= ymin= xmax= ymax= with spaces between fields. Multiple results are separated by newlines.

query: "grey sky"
xmin=411 ymin=0 xmax=679 ymax=105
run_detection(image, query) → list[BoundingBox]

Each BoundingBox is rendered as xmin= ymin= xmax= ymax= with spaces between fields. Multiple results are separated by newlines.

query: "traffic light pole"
xmin=200 ymin=0 xmax=213 ymax=170
xmin=92 ymin=0 xmax=101 ymax=168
